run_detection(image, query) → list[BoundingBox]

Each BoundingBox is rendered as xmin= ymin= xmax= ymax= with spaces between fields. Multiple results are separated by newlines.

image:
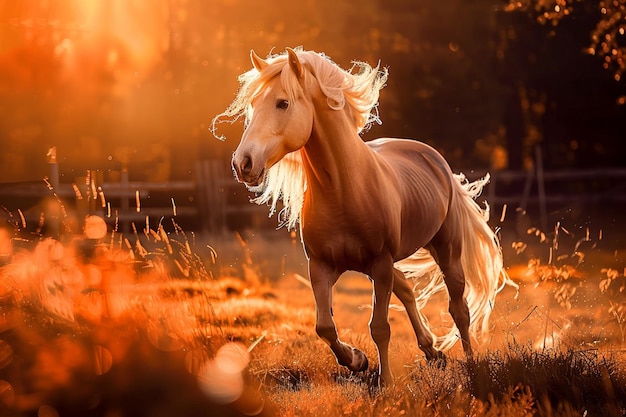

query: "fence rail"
xmin=1 ymin=156 xmax=625 ymax=234
xmin=0 ymin=159 xmax=269 ymax=234
xmin=481 ymin=168 xmax=626 ymax=204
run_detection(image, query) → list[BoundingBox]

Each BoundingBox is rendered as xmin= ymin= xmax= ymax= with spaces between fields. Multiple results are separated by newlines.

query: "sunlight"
xmin=1 ymin=1 xmax=167 ymax=70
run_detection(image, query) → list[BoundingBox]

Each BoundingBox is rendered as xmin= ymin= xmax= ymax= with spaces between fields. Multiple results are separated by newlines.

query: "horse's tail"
xmin=395 ymin=173 xmax=518 ymax=351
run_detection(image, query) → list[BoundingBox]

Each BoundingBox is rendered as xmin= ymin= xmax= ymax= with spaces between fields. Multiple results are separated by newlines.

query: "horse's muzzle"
xmin=232 ymin=154 xmax=265 ymax=186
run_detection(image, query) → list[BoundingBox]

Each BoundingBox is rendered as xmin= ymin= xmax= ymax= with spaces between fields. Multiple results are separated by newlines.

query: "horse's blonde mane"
xmin=212 ymin=47 xmax=388 ymax=229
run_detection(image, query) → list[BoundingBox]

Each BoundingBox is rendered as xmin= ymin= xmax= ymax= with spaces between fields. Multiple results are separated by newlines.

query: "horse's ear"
xmin=250 ymin=50 xmax=268 ymax=72
xmin=286 ymin=47 xmax=304 ymax=79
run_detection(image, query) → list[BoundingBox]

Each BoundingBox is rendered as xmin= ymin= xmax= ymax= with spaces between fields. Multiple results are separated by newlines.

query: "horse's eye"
xmin=276 ymin=99 xmax=289 ymax=110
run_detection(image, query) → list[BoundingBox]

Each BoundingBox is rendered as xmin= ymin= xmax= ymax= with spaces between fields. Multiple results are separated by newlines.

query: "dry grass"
xmin=0 ymin=211 xmax=625 ymax=416
xmin=237 ymin=267 xmax=626 ymax=417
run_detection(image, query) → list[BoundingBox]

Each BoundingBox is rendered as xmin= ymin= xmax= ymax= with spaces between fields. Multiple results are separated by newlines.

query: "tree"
xmin=498 ymin=0 xmax=626 ymax=169
xmin=506 ymin=0 xmax=626 ymax=84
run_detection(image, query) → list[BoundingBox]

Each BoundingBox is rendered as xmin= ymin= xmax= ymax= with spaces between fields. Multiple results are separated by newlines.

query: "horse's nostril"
xmin=241 ymin=155 xmax=252 ymax=174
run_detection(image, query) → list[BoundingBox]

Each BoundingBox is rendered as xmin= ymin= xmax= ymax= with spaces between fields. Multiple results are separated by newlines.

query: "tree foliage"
xmin=507 ymin=0 xmax=626 ymax=83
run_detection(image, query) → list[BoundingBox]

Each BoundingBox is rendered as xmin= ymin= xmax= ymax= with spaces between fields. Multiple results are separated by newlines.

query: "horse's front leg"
xmin=309 ymin=258 xmax=369 ymax=373
xmin=369 ymin=255 xmax=394 ymax=386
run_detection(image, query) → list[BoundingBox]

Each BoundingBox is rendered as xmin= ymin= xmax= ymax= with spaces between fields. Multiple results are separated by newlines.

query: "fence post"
xmin=47 ymin=147 xmax=60 ymax=191
xmin=210 ymin=160 xmax=227 ymax=233
xmin=535 ymin=145 xmax=547 ymax=231
xmin=119 ymin=168 xmax=130 ymax=233
xmin=196 ymin=160 xmax=227 ymax=234
xmin=195 ymin=161 xmax=210 ymax=232
xmin=46 ymin=147 xmax=60 ymax=238
xmin=519 ymin=167 xmax=535 ymax=212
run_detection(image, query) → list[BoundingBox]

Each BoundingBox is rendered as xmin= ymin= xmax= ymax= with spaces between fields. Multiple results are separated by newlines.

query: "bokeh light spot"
xmin=83 ymin=215 xmax=108 ymax=240
xmin=93 ymin=345 xmax=113 ymax=375
xmin=38 ymin=404 xmax=60 ymax=417
xmin=197 ymin=360 xmax=244 ymax=405
xmin=0 ymin=381 xmax=15 ymax=408
xmin=185 ymin=349 xmax=210 ymax=375
xmin=215 ymin=342 xmax=250 ymax=374
xmin=196 ymin=343 xmax=250 ymax=405
xmin=0 ymin=341 xmax=13 ymax=369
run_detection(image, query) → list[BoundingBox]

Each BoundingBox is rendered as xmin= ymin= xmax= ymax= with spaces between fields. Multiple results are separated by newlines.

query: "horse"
xmin=213 ymin=47 xmax=518 ymax=386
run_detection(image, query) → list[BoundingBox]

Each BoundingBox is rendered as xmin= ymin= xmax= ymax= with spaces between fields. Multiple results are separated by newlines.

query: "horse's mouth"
xmin=243 ymin=168 xmax=265 ymax=189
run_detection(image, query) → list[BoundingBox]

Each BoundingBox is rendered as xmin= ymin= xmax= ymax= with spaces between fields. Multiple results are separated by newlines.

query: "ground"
xmin=0 ymin=208 xmax=625 ymax=416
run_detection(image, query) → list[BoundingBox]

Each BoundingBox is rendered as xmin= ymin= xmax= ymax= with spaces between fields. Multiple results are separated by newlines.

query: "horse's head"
xmin=232 ymin=48 xmax=313 ymax=187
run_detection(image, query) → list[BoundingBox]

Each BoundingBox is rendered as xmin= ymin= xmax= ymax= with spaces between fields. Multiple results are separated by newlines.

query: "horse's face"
xmin=232 ymin=50 xmax=313 ymax=187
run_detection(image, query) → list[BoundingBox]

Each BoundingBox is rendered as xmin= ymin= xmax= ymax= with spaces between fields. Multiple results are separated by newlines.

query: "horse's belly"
xmin=301 ymin=213 xmax=394 ymax=273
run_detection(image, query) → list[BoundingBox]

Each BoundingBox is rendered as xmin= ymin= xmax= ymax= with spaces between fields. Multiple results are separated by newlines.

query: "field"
xmin=0 ymin=206 xmax=625 ymax=416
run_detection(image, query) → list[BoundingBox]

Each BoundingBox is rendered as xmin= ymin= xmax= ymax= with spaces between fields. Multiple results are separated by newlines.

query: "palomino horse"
xmin=214 ymin=47 xmax=517 ymax=386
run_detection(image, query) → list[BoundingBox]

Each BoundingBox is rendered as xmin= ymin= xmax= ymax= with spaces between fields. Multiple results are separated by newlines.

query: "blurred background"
xmin=1 ymin=4 xmax=625 ymax=416
xmin=0 ymin=0 xmax=624 ymax=231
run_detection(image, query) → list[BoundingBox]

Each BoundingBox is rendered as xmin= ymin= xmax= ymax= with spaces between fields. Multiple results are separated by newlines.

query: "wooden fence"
xmin=1 ymin=149 xmax=625 ymax=234
xmin=0 ymin=156 xmax=267 ymax=235
xmin=479 ymin=167 xmax=626 ymax=231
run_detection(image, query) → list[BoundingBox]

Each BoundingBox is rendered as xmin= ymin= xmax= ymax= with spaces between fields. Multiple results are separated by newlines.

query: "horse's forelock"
xmin=279 ymin=63 xmax=305 ymax=104
xmin=237 ymin=56 xmax=308 ymax=125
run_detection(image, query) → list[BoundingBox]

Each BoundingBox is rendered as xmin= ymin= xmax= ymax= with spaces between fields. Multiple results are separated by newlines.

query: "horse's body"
xmin=214 ymin=47 xmax=517 ymax=385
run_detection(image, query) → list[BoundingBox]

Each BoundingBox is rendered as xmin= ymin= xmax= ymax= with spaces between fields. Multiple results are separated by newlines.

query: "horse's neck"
xmin=301 ymin=108 xmax=375 ymax=195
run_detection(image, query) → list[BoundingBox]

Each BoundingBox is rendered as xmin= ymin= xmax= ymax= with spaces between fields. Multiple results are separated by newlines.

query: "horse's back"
xmin=367 ymin=138 xmax=454 ymax=196
xmin=368 ymin=136 xmax=446 ymax=162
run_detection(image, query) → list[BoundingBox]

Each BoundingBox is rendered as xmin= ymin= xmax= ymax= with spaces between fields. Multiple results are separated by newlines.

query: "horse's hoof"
xmin=367 ymin=370 xmax=394 ymax=396
xmin=349 ymin=347 xmax=369 ymax=372
xmin=428 ymin=350 xmax=447 ymax=369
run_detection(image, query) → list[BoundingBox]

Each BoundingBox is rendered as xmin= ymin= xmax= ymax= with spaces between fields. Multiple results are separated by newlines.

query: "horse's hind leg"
xmin=392 ymin=268 xmax=444 ymax=362
xmin=430 ymin=235 xmax=472 ymax=355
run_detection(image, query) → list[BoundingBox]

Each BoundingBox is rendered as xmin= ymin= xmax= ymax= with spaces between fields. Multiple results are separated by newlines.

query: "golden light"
xmin=0 ymin=229 xmax=12 ymax=260
xmin=215 ymin=342 xmax=250 ymax=374
xmin=0 ymin=0 xmax=177 ymax=180
xmin=83 ymin=215 xmax=107 ymax=240
xmin=1 ymin=1 xmax=168 ymax=86
xmin=197 ymin=342 xmax=250 ymax=405
xmin=198 ymin=359 xmax=245 ymax=404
